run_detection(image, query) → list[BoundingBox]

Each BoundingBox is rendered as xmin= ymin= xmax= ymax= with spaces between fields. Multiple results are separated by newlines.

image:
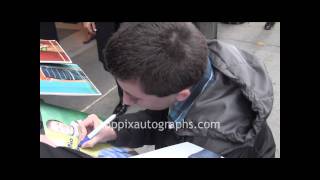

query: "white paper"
xmin=131 ymin=142 xmax=204 ymax=158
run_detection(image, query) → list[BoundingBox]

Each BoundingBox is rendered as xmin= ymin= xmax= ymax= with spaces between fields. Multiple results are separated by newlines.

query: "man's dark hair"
xmin=104 ymin=22 xmax=208 ymax=97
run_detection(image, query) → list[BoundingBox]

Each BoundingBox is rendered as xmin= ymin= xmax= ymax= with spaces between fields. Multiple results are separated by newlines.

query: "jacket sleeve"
xmin=109 ymin=110 xmax=165 ymax=148
xmin=221 ymin=123 xmax=276 ymax=158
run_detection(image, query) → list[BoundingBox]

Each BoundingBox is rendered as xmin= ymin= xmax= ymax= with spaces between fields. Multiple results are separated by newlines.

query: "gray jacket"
xmin=113 ymin=40 xmax=276 ymax=158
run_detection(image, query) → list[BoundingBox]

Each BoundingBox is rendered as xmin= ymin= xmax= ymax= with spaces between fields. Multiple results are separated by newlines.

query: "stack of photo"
xmin=40 ymin=39 xmax=101 ymax=96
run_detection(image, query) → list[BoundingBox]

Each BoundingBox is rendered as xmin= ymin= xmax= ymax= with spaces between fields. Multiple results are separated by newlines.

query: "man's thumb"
xmin=81 ymin=137 xmax=99 ymax=148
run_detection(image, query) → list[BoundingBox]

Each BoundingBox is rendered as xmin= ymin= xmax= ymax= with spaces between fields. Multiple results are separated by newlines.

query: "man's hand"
xmin=82 ymin=22 xmax=97 ymax=34
xmin=78 ymin=114 xmax=117 ymax=148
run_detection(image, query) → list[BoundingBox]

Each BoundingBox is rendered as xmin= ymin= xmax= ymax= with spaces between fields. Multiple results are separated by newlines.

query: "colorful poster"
xmin=40 ymin=63 xmax=101 ymax=96
xmin=40 ymin=39 xmax=72 ymax=63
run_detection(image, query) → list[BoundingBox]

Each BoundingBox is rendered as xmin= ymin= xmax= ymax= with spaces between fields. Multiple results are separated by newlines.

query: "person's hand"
xmin=78 ymin=114 xmax=117 ymax=148
xmin=82 ymin=22 xmax=97 ymax=34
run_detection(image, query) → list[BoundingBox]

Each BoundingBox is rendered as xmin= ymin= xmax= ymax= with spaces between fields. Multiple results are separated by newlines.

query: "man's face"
xmin=47 ymin=120 xmax=74 ymax=135
xmin=117 ymin=79 xmax=178 ymax=110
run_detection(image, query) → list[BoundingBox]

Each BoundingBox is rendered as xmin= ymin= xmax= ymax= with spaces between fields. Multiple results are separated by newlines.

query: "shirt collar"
xmin=168 ymin=56 xmax=214 ymax=123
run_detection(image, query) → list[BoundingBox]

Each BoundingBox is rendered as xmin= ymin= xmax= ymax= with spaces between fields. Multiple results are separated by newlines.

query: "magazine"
xmin=40 ymin=100 xmax=136 ymax=158
xmin=40 ymin=63 xmax=101 ymax=96
xmin=40 ymin=39 xmax=72 ymax=63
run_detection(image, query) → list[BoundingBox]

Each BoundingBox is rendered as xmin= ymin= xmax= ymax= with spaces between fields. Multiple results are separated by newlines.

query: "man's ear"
xmin=176 ymin=89 xmax=191 ymax=102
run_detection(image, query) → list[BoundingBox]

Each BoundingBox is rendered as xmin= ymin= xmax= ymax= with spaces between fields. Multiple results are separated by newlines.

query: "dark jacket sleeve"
xmin=109 ymin=110 xmax=166 ymax=148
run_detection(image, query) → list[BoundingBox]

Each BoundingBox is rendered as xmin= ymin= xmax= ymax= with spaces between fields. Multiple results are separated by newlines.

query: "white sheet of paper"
xmin=131 ymin=142 xmax=204 ymax=158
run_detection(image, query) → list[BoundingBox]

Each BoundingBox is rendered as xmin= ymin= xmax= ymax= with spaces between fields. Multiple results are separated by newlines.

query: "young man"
xmin=78 ymin=22 xmax=276 ymax=158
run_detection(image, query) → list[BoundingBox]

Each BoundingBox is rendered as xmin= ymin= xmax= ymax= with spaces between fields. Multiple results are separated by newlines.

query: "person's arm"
xmin=82 ymin=22 xmax=97 ymax=34
xmin=109 ymin=110 xmax=163 ymax=148
xmin=78 ymin=110 xmax=165 ymax=149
